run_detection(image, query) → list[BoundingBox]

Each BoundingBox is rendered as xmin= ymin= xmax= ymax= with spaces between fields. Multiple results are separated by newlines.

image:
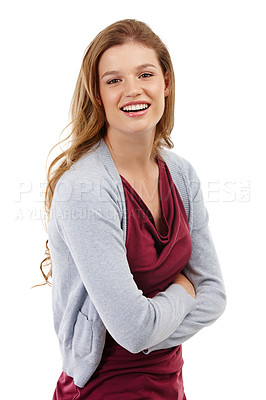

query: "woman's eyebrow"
xmin=136 ymin=63 xmax=157 ymax=71
xmin=101 ymin=64 xmax=157 ymax=80
xmin=101 ymin=70 xmax=120 ymax=79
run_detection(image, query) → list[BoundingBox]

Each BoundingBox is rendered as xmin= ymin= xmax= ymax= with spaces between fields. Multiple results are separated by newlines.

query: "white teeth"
xmin=122 ymin=103 xmax=149 ymax=112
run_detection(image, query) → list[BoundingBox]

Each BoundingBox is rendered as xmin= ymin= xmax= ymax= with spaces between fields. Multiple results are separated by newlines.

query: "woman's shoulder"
xmin=160 ymin=147 xmax=200 ymax=184
xmin=161 ymin=148 xmax=208 ymax=230
xmin=53 ymin=144 xmax=121 ymax=206
xmin=61 ymin=146 xmax=106 ymax=181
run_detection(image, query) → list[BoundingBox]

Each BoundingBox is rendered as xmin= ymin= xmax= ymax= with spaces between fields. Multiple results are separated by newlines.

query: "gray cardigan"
xmin=48 ymin=138 xmax=226 ymax=388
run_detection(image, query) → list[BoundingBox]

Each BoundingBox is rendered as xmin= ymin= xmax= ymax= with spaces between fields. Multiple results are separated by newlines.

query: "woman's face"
xmin=98 ymin=42 xmax=169 ymax=140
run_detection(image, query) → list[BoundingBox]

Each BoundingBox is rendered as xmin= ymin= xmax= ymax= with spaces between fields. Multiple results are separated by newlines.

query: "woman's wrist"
xmin=173 ymin=272 xmax=196 ymax=299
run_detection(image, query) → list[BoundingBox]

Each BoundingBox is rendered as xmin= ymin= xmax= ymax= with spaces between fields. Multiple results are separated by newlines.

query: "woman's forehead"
xmin=98 ymin=42 xmax=160 ymax=75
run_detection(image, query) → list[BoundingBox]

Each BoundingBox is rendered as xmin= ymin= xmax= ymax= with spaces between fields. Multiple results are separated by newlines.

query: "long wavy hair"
xmin=38 ymin=19 xmax=175 ymax=286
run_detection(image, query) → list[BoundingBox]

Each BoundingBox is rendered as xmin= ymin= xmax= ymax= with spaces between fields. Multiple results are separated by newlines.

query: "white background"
xmin=1 ymin=0 xmax=265 ymax=398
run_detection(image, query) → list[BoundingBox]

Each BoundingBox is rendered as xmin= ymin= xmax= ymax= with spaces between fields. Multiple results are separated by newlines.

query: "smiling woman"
xmin=40 ymin=19 xmax=226 ymax=400
xmin=98 ymin=42 xmax=169 ymax=144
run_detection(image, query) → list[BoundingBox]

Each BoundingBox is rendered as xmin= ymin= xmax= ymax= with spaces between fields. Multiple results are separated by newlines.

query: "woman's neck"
xmin=104 ymin=132 xmax=157 ymax=179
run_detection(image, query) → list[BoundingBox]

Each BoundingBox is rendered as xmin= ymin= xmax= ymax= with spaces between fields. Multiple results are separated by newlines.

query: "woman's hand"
xmin=173 ymin=272 xmax=196 ymax=299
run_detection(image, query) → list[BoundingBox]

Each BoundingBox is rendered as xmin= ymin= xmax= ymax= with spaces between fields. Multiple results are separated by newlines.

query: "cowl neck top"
xmin=120 ymin=155 xmax=192 ymax=298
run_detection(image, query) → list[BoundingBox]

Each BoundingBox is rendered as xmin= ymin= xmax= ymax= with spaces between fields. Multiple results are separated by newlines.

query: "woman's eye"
xmin=140 ymin=73 xmax=153 ymax=78
xmin=107 ymin=78 xmax=121 ymax=84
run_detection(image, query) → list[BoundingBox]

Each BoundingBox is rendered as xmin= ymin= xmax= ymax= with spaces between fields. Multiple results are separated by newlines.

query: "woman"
xmin=42 ymin=19 xmax=226 ymax=399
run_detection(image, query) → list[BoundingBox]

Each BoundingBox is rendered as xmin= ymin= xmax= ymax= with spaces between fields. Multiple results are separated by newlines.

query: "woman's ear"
xmin=95 ymin=94 xmax=102 ymax=106
xmin=164 ymin=72 xmax=170 ymax=97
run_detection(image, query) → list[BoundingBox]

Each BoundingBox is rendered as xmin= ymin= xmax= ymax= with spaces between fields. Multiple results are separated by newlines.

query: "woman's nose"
xmin=123 ymin=77 xmax=142 ymax=97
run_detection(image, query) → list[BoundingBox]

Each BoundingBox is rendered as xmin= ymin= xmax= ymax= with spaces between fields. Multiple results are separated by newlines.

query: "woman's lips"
xmin=120 ymin=103 xmax=151 ymax=117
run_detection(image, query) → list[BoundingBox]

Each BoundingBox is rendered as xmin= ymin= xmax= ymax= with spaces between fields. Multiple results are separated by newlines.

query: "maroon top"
xmin=53 ymin=156 xmax=192 ymax=400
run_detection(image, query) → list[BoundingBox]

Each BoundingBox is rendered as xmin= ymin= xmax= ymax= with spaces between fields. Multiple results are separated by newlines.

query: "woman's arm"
xmin=142 ymin=164 xmax=227 ymax=354
xmin=143 ymin=225 xmax=227 ymax=353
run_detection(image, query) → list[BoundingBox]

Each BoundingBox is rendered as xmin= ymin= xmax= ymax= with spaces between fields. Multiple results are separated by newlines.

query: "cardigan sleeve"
xmin=142 ymin=163 xmax=227 ymax=354
xmin=51 ymin=172 xmax=196 ymax=354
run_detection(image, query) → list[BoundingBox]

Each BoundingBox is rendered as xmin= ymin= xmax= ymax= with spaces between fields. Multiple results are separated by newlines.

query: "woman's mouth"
xmin=120 ymin=103 xmax=151 ymax=117
xmin=121 ymin=103 xmax=150 ymax=112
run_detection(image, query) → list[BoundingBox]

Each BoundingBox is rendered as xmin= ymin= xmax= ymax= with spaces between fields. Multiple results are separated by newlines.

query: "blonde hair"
xmin=39 ymin=19 xmax=175 ymax=286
